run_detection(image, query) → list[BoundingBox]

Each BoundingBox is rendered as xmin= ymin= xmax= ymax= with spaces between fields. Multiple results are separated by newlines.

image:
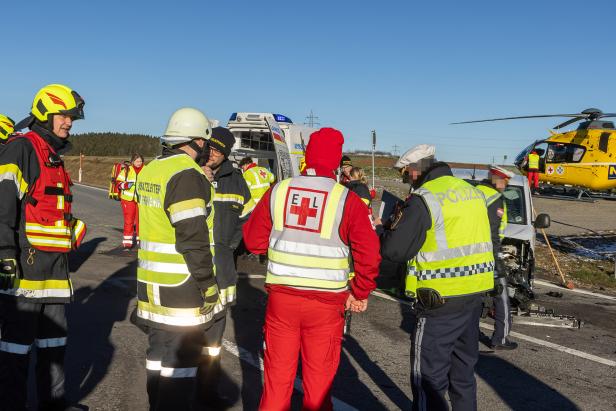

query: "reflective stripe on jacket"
xmin=406 ymin=175 xmax=494 ymax=298
xmin=528 ymin=153 xmax=540 ymax=170
xmin=266 ymin=176 xmax=352 ymax=292
xmin=118 ymin=165 xmax=138 ymax=202
xmin=136 ymin=154 xmax=218 ymax=327
xmin=243 ymin=165 xmax=274 ymax=204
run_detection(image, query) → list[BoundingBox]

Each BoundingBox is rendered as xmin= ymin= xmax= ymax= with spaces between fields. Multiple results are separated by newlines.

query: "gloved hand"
xmin=0 ymin=259 xmax=17 ymax=290
xmin=199 ymin=283 xmax=220 ymax=316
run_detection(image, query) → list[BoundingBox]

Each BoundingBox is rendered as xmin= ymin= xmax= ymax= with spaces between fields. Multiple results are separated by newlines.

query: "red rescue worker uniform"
xmin=117 ymin=163 xmax=142 ymax=248
xmin=527 ymin=151 xmax=540 ymax=191
xmin=243 ymin=128 xmax=380 ymax=411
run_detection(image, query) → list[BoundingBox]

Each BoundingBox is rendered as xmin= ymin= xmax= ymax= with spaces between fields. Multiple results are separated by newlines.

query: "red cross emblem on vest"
xmin=259 ymin=169 xmax=268 ymax=179
xmin=284 ymin=187 xmax=327 ymax=232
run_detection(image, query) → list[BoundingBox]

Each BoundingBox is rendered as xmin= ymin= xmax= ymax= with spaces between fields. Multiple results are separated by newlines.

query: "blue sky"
xmin=5 ymin=1 xmax=616 ymax=163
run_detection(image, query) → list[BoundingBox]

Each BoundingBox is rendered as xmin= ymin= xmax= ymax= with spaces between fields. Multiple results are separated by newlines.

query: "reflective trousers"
xmin=260 ymin=290 xmax=345 ymax=411
xmin=527 ymin=170 xmax=539 ymax=190
xmin=491 ymin=277 xmax=512 ymax=345
xmin=121 ymin=200 xmax=139 ymax=248
xmin=411 ymin=294 xmax=483 ymax=411
xmin=195 ymin=314 xmax=226 ymax=403
xmin=0 ymin=298 xmax=68 ymax=411
xmin=146 ymin=327 xmax=204 ymax=411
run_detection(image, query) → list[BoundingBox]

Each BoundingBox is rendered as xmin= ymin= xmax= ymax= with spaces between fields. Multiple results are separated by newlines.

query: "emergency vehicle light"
xmin=273 ymin=114 xmax=293 ymax=123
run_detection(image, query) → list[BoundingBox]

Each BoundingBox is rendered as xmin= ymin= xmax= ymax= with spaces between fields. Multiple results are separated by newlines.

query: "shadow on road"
xmin=338 ymin=335 xmax=411 ymax=410
xmin=69 ymin=237 xmax=107 ymax=273
xmin=476 ymin=353 xmax=579 ymax=411
xmin=230 ymin=272 xmax=267 ymax=410
xmin=65 ymin=261 xmax=136 ymax=404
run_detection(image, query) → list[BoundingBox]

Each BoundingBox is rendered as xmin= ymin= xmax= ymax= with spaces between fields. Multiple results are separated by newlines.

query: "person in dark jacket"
xmin=378 ymin=144 xmax=494 ymax=411
xmin=347 ymin=166 xmax=372 ymax=208
xmin=0 ymin=84 xmax=86 ymax=411
xmin=196 ymin=127 xmax=254 ymax=406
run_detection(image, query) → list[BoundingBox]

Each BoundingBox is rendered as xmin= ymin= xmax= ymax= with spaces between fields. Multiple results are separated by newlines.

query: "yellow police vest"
xmin=476 ymin=184 xmax=508 ymax=239
xmin=243 ymin=166 xmax=274 ymax=203
xmin=118 ymin=166 xmax=138 ymax=202
xmin=267 ymin=176 xmax=351 ymax=291
xmin=136 ymin=154 xmax=219 ymax=327
xmin=528 ymin=153 xmax=540 ymax=170
xmin=406 ymin=176 xmax=494 ymax=298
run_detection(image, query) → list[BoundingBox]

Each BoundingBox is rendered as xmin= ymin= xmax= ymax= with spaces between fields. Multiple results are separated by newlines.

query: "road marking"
xmin=479 ymin=322 xmax=616 ymax=367
xmin=74 ymin=183 xmax=108 ymax=192
xmin=222 ymin=339 xmax=358 ymax=411
xmin=534 ymin=279 xmax=616 ymax=301
xmin=238 ymin=273 xmax=616 ymax=367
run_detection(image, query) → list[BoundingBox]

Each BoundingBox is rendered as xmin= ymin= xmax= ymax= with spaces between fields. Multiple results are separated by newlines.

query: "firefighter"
xmin=379 ymin=144 xmax=494 ymax=411
xmin=0 ymin=84 xmax=86 ymax=411
xmin=243 ymin=127 xmax=381 ymax=411
xmin=116 ymin=153 xmax=144 ymax=249
xmin=238 ymin=156 xmax=275 ymax=204
xmin=339 ymin=155 xmax=353 ymax=185
xmin=477 ymin=165 xmax=517 ymax=350
xmin=526 ymin=149 xmax=540 ymax=192
xmin=196 ymin=127 xmax=253 ymax=406
xmin=135 ymin=107 xmax=220 ymax=411
xmin=0 ymin=114 xmax=15 ymax=144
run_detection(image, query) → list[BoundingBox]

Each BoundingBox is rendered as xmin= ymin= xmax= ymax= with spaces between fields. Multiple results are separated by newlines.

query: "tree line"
xmin=66 ymin=132 xmax=160 ymax=156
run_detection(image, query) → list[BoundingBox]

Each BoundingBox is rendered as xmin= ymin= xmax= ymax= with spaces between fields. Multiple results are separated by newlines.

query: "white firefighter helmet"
xmin=161 ymin=107 xmax=212 ymax=146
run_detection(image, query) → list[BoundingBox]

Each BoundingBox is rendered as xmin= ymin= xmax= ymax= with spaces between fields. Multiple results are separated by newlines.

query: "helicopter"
xmin=452 ymin=108 xmax=616 ymax=193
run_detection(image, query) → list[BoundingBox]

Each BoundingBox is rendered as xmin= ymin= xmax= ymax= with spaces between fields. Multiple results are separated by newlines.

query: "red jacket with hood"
xmin=242 ymin=128 xmax=380 ymax=304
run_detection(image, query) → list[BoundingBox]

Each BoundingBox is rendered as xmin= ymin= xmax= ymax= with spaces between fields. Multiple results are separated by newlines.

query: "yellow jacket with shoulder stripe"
xmin=136 ymin=148 xmax=218 ymax=329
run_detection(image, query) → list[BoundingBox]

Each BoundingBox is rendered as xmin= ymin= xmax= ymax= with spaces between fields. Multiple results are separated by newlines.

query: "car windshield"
xmin=502 ymin=185 xmax=526 ymax=225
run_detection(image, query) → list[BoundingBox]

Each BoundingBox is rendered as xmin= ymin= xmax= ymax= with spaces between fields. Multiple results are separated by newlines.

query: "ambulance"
xmin=226 ymin=112 xmax=316 ymax=179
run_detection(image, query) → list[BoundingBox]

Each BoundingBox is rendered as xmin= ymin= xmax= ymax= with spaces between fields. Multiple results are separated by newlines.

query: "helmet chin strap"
xmin=187 ymin=139 xmax=210 ymax=166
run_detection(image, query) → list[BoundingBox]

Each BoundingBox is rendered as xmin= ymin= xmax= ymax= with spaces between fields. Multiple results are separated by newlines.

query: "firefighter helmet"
xmin=161 ymin=107 xmax=212 ymax=146
xmin=31 ymin=84 xmax=85 ymax=122
xmin=0 ymin=114 xmax=15 ymax=141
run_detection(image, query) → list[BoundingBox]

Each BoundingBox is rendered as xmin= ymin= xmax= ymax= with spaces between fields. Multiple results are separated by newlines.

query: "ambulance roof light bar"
xmin=229 ymin=113 xmax=293 ymax=124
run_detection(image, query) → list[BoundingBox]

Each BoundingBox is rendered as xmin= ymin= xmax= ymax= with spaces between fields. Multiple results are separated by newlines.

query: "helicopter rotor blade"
xmin=599 ymin=113 xmax=616 ymax=118
xmin=553 ymin=117 xmax=585 ymax=130
xmin=450 ymin=114 xmax=583 ymax=125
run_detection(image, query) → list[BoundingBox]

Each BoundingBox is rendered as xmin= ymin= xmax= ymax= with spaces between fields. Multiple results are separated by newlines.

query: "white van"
xmin=226 ymin=112 xmax=316 ymax=179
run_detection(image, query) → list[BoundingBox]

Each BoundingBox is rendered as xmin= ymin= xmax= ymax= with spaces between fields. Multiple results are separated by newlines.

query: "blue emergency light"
xmin=273 ymin=114 xmax=293 ymax=123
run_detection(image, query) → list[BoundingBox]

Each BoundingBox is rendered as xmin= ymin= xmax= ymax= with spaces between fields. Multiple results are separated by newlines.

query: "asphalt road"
xmin=62 ymin=184 xmax=616 ymax=410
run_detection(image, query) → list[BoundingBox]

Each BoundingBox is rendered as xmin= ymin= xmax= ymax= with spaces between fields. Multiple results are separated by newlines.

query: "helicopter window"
xmin=599 ymin=133 xmax=610 ymax=153
xmin=502 ymin=186 xmax=526 ymax=225
xmin=546 ymin=143 xmax=585 ymax=163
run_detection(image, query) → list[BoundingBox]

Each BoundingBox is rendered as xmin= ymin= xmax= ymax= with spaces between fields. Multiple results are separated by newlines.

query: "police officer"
xmin=196 ymin=127 xmax=254 ymax=406
xmin=0 ymin=114 xmax=15 ymax=144
xmin=477 ymin=165 xmax=517 ymax=350
xmin=243 ymin=128 xmax=380 ymax=410
xmin=136 ymin=107 xmax=220 ymax=411
xmin=379 ymin=144 xmax=494 ymax=411
xmin=0 ymin=84 xmax=86 ymax=411
xmin=238 ymin=156 xmax=275 ymax=204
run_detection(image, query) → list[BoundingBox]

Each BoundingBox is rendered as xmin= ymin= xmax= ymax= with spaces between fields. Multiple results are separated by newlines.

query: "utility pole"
xmin=371 ymin=130 xmax=376 ymax=189
xmin=304 ymin=110 xmax=320 ymax=128
xmin=392 ymin=145 xmax=399 ymax=156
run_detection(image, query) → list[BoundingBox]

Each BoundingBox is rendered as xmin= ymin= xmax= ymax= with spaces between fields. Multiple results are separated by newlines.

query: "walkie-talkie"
xmin=343 ymin=310 xmax=352 ymax=336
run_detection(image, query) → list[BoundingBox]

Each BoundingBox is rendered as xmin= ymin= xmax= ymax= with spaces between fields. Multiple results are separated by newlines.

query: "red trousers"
xmin=121 ymin=200 xmax=139 ymax=248
xmin=527 ymin=170 xmax=539 ymax=189
xmin=260 ymin=290 xmax=345 ymax=411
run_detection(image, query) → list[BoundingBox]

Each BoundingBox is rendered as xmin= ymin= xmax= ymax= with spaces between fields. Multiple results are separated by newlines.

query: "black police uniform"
xmin=380 ymin=162 xmax=485 ymax=411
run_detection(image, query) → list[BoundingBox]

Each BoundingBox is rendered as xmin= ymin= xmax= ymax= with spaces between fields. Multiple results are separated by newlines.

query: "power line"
xmin=304 ymin=110 xmax=320 ymax=128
